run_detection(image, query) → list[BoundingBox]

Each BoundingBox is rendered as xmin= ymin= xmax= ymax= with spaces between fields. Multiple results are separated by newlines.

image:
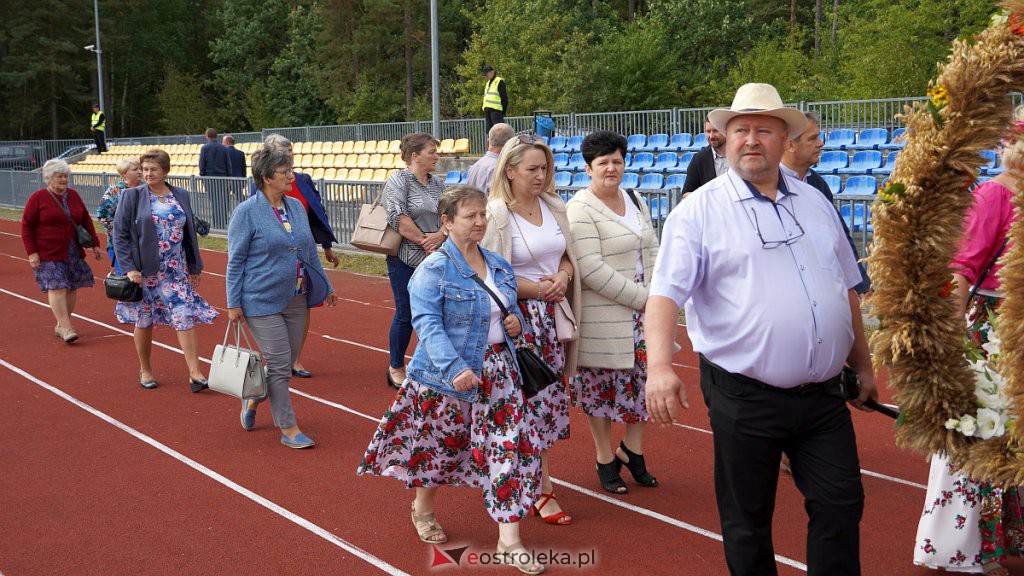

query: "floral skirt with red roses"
xmin=357 ymin=345 xmax=542 ymax=523
xmin=517 ymin=298 xmax=569 ymax=451
xmin=573 ymin=309 xmax=648 ymax=424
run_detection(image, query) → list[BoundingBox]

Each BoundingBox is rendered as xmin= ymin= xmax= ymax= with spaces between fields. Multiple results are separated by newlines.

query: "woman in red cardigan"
xmin=21 ymin=159 xmax=101 ymax=342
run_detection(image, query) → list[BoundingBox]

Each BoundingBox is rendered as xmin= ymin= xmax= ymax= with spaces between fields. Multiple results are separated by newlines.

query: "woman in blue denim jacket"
xmin=359 ymin=186 xmax=546 ymax=575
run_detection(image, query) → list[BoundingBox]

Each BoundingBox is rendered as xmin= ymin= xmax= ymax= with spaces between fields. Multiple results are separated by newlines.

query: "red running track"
xmin=0 ymin=218 xmax=1020 ymax=575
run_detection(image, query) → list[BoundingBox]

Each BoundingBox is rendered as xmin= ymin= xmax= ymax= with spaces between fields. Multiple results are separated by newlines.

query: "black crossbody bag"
xmin=439 ymin=249 xmax=557 ymax=398
xmin=49 ymin=190 xmax=94 ymax=248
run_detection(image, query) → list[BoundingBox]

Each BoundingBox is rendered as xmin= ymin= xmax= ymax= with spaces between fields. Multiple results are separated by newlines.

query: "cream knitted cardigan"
xmin=481 ymin=193 xmax=582 ymax=378
xmin=565 ymin=188 xmax=659 ymax=370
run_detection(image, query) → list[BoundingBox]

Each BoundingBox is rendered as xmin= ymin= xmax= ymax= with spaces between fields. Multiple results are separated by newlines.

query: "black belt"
xmin=699 ymin=355 xmax=841 ymax=397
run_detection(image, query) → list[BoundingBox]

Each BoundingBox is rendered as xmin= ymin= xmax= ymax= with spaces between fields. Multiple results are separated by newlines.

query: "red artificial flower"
xmin=1011 ymin=12 xmax=1024 ymax=35
xmin=496 ymin=484 xmax=513 ymax=501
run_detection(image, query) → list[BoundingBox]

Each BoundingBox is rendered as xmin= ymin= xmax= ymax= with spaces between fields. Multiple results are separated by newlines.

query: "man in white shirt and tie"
xmin=644 ymin=83 xmax=877 ymax=576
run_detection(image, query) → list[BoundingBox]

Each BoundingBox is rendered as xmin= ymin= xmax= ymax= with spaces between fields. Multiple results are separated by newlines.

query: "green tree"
xmin=156 ymin=66 xmax=219 ymax=134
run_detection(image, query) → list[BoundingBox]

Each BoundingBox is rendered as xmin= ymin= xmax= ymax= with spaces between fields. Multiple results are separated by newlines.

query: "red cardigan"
xmin=21 ymin=188 xmax=100 ymax=261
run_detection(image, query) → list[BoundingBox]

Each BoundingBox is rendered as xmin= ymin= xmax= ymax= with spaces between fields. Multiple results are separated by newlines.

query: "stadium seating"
xmin=445 ymin=170 xmax=462 ymax=184
xmin=667 ymin=133 xmax=692 ymax=152
xmin=649 ymin=197 xmax=670 ymax=220
xmin=821 ymin=174 xmax=843 ymax=193
xmin=639 ymin=173 xmax=664 ymax=189
xmin=549 ymin=136 xmax=569 ymax=153
xmin=815 ymin=151 xmax=849 ymax=174
xmin=571 ymin=172 xmax=592 ymax=187
xmin=881 ymin=128 xmax=907 ymax=149
xmin=621 ymin=172 xmax=640 ymax=189
xmin=841 ymin=204 xmax=873 ymax=232
xmin=665 ymin=173 xmax=686 ymax=189
xmin=567 ymin=135 xmax=584 ymax=153
xmin=553 ymin=153 xmax=570 ymax=170
xmin=568 ymin=153 xmax=586 ymax=171
xmin=980 ymin=149 xmax=997 ymax=172
xmin=631 ymin=152 xmax=655 ymax=171
xmin=554 ymin=171 xmax=573 ymax=187
xmin=641 ymin=133 xmax=669 ymax=152
xmin=837 ymin=150 xmax=882 ymax=174
xmin=849 ymin=128 xmax=889 ymax=150
xmin=843 ymin=175 xmax=877 ymax=195
xmin=873 ymin=151 xmax=899 ymax=175
xmin=688 ymin=133 xmax=708 ymax=151
xmin=626 ymin=134 xmax=647 ymax=152
xmin=654 ymin=152 xmax=678 ymax=172
xmin=676 ymin=152 xmax=695 ymax=173
xmin=822 ymin=129 xmax=856 ymax=150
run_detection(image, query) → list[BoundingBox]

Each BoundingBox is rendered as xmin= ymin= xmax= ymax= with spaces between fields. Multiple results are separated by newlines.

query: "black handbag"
xmin=194 ymin=217 xmax=211 ymax=237
xmin=103 ymin=273 xmax=143 ymax=302
xmin=50 ymin=190 xmax=94 ymax=248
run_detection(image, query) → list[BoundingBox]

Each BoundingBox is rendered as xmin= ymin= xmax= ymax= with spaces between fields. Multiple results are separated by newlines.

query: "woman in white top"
xmin=566 ymin=131 xmax=660 ymax=495
xmin=481 ymin=135 xmax=581 ymax=526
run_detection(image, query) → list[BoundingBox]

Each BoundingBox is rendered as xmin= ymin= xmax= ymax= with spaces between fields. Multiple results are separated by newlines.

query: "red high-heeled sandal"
xmin=530 ymin=492 xmax=572 ymax=525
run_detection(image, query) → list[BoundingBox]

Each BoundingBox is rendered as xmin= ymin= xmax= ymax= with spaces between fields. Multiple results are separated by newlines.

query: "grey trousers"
xmin=245 ymin=295 xmax=306 ymax=429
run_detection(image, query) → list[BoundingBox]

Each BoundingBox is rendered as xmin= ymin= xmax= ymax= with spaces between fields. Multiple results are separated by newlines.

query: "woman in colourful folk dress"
xmin=21 ymin=159 xmax=102 ymax=343
xmin=566 ymin=131 xmax=661 ymax=495
xmin=97 ymin=157 xmax=142 ymax=273
xmin=358 ymin=186 xmax=545 ymax=575
xmin=481 ymin=134 xmax=580 ymax=525
xmin=113 ymin=149 xmax=217 ymax=391
xmin=914 ymin=110 xmax=1024 ymax=576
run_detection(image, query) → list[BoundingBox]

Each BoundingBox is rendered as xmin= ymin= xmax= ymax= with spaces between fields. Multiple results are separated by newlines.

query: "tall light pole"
xmin=430 ymin=0 xmax=440 ymax=137
xmin=89 ymin=0 xmax=105 ymax=113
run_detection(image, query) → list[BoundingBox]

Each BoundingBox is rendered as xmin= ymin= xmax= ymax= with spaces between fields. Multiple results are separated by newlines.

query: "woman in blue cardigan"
xmin=227 ymin=146 xmax=338 ymax=449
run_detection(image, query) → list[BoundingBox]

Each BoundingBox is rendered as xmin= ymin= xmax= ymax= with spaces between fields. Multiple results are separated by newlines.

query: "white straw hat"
xmin=707 ymin=83 xmax=808 ymax=137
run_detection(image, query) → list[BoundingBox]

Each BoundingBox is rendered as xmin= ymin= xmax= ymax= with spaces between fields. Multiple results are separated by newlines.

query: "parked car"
xmin=0 ymin=144 xmax=42 ymax=171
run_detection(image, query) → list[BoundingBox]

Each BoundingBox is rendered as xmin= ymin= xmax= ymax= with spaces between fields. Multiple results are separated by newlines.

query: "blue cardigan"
xmin=112 ymin=184 xmax=203 ymax=277
xmin=227 ymin=192 xmax=334 ymax=317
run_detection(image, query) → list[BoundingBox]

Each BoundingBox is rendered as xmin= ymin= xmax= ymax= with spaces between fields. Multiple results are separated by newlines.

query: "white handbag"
xmin=208 ymin=320 xmax=268 ymax=401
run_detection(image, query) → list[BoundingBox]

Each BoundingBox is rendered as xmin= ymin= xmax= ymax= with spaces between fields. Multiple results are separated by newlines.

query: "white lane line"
xmin=550 ymin=478 xmax=807 ymax=571
xmin=861 ymin=470 xmax=926 ymax=490
xmin=0 ymin=359 xmax=408 ymax=576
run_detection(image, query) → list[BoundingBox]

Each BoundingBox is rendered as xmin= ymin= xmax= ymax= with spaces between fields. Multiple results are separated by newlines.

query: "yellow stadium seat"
xmin=296 ymin=142 xmax=310 ymax=154
xmin=352 ymin=141 xmax=366 ymax=154
xmin=323 ymin=154 xmax=335 ymax=168
xmin=372 ymin=169 xmax=387 ymax=182
xmin=393 ymin=157 xmax=407 ymax=170
xmin=380 ymin=154 xmax=395 ymax=169
xmin=332 ymin=154 xmax=347 ymax=168
xmin=324 ymin=168 xmax=337 ymax=180
xmin=311 ymin=142 xmax=324 ymax=154
xmin=294 ymin=167 xmax=304 ymax=174
xmin=292 ymin=154 xmax=305 ymax=168
xmin=453 ymin=138 xmax=470 ymax=154
xmin=335 ymin=168 xmax=349 ymax=181
xmin=388 ymin=140 xmax=401 ymax=154
xmin=438 ymin=139 xmax=456 ymax=154
xmin=327 ymin=141 xmax=341 ymax=154
xmin=386 ymin=169 xmax=399 ymax=180
xmin=344 ymin=154 xmax=358 ymax=169
xmin=364 ymin=141 xmax=377 ymax=154
xmin=368 ymin=154 xmax=382 ymax=169
xmin=356 ymin=154 xmax=370 ymax=168
xmin=342 ymin=141 xmax=354 ymax=154
xmin=312 ymin=168 xmax=325 ymax=180
xmin=312 ymin=154 xmax=324 ymax=168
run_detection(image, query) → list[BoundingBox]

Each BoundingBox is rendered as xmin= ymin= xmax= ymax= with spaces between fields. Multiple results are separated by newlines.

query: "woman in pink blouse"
xmin=914 ymin=109 xmax=1024 ymax=576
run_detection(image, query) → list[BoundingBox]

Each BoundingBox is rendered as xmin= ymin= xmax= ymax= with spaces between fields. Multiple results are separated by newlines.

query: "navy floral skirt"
xmin=33 ymin=243 xmax=94 ymax=292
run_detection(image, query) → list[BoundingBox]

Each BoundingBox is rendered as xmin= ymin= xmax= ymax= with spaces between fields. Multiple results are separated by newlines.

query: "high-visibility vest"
xmin=482 ymin=77 xmax=503 ymax=112
xmin=91 ymin=111 xmax=105 ymax=131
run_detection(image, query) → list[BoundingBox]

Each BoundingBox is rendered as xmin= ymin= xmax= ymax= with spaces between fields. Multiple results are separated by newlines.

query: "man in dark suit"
xmin=681 ymin=117 xmax=728 ymax=195
xmin=781 ymin=111 xmax=872 ymax=294
xmin=198 ymin=128 xmax=232 ymax=228
xmin=222 ymin=134 xmax=247 ymax=177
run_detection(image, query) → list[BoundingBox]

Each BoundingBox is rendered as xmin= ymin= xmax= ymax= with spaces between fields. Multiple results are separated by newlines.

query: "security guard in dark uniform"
xmin=481 ymin=65 xmax=508 ymax=139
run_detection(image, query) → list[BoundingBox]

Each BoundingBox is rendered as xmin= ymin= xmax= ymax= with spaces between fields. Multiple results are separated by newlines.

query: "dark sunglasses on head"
xmin=516 ymin=134 xmax=542 ymax=146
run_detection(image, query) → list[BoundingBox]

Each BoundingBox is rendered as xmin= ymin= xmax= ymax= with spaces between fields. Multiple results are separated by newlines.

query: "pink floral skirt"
xmin=517 ymin=298 xmax=570 ymax=451
xmin=573 ymin=309 xmax=649 ymax=424
xmin=357 ymin=345 xmax=542 ymax=523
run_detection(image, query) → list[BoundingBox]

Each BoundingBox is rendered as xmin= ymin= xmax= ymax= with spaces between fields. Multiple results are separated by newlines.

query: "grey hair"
xmin=251 ymin=147 xmax=293 ymax=191
xmin=488 ymin=123 xmax=515 ymax=149
xmin=42 ymin=159 xmax=70 ymax=180
xmin=789 ymin=111 xmax=822 ymax=141
xmin=263 ymin=133 xmax=292 ymax=151
xmin=222 ymin=134 xmax=236 ymax=145
xmin=115 ymin=157 xmax=140 ymax=176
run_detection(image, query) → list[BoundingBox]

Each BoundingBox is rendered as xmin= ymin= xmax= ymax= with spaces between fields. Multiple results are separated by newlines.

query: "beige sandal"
xmin=411 ymin=502 xmax=447 ymax=544
xmin=495 ymin=543 xmax=545 ymax=575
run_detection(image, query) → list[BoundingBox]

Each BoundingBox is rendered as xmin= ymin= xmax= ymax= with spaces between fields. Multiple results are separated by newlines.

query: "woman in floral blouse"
xmin=97 ymin=158 xmax=142 ymax=273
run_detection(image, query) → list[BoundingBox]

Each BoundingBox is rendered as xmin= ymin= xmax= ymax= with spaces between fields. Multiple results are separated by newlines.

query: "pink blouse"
xmin=951 ymin=181 xmax=1016 ymax=291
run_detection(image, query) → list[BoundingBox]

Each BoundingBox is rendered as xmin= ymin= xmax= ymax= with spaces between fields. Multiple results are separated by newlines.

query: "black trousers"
xmin=484 ymin=108 xmax=504 ymax=138
xmin=93 ymin=130 xmax=107 ymax=153
xmin=699 ymin=356 xmax=864 ymax=576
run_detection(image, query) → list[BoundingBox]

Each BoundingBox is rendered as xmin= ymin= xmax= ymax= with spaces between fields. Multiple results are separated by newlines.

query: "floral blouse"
xmin=97 ymin=180 xmax=129 ymax=234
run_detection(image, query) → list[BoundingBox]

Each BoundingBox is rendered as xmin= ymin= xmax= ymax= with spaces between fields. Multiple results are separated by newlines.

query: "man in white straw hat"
xmin=643 ymin=83 xmax=877 ymax=576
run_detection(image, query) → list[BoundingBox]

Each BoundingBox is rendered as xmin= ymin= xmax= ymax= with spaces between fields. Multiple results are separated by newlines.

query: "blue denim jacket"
xmin=406 ymin=237 xmax=524 ymax=401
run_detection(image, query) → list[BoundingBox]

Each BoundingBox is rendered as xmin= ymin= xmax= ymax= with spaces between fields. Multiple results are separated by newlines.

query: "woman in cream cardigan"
xmin=481 ymin=134 xmax=581 ymax=526
xmin=566 ymin=130 xmax=660 ymax=495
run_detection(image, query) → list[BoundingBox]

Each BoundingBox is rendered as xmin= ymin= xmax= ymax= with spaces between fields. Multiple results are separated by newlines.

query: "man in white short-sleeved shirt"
xmin=644 ymin=83 xmax=877 ymax=576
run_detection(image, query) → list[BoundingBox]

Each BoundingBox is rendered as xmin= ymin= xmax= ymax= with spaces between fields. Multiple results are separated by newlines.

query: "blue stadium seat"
xmin=654 ymin=152 xmax=678 ymax=172
xmin=688 ymin=133 xmax=708 ymax=151
xmin=667 ymin=133 xmax=693 ymax=152
xmin=840 ymin=204 xmax=873 ymax=232
xmin=821 ymin=174 xmax=843 ymax=194
xmin=568 ymin=153 xmax=586 ymax=171
xmin=988 ymin=165 xmax=1006 ymax=175
xmin=554 ymin=171 xmax=572 ymax=188
xmin=873 ymin=151 xmax=899 ymax=175
xmin=623 ymin=153 xmax=632 ymax=169
xmin=537 ymin=136 xmax=549 ymax=145
xmin=553 ymin=153 xmax=570 ymax=170
xmin=649 ymin=197 xmax=670 ymax=221
xmin=822 ymin=129 xmax=856 ymax=150
xmin=980 ymin=149 xmax=997 ymax=173
xmin=627 ymin=134 xmax=647 ymax=152
xmin=621 ymin=172 xmax=640 ymax=189
xmin=849 ymin=128 xmax=889 ymax=150
xmin=567 ymin=135 xmax=584 ymax=152
xmin=665 ymin=173 xmax=686 ymax=189
xmin=675 ymin=152 xmax=695 ymax=172
xmin=631 ymin=152 xmax=655 ymax=171
xmin=639 ymin=173 xmax=665 ymax=189
xmin=815 ymin=150 xmax=849 ymax=174
xmin=843 ymin=175 xmax=877 ymax=195
xmin=571 ymin=172 xmax=592 ymax=187
xmin=445 ymin=170 xmax=462 ymax=184
xmin=881 ymin=128 xmax=907 ymax=150
xmin=641 ymin=133 xmax=670 ymax=152
xmin=558 ymin=190 xmax=574 ymax=202
xmin=837 ymin=150 xmax=882 ymax=174
xmin=549 ymin=136 xmax=569 ymax=153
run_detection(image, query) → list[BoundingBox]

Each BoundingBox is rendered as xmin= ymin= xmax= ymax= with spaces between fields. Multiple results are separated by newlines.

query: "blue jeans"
xmin=386 ymin=256 xmax=415 ymax=369
xmin=106 ymin=244 xmax=122 ymax=275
